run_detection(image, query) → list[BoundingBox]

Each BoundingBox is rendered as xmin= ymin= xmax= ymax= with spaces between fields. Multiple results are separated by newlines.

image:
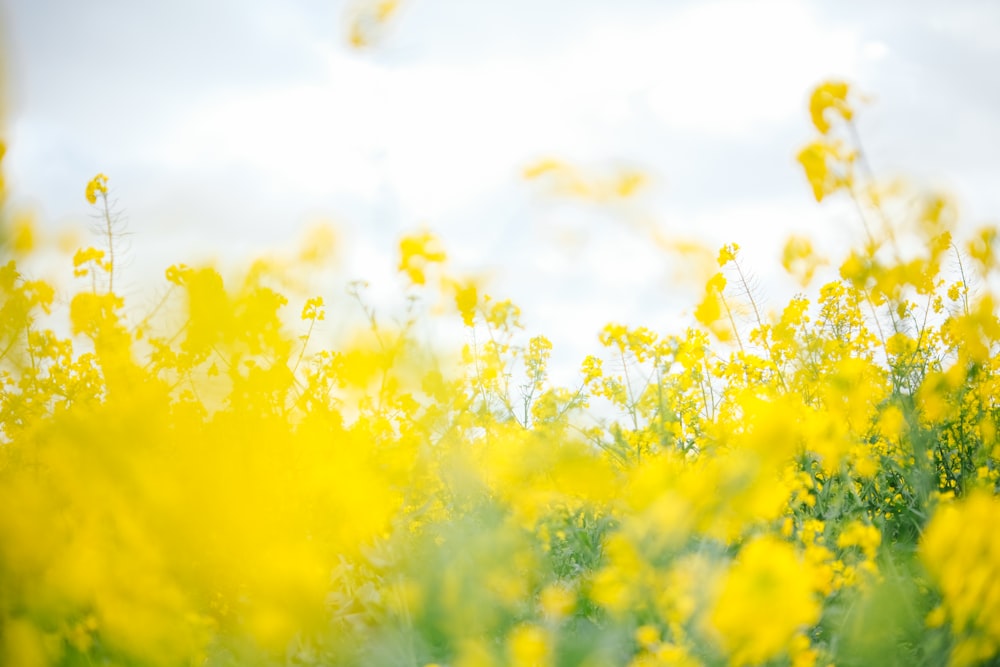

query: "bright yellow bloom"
xmin=398 ymin=230 xmax=446 ymax=286
xmin=921 ymin=492 xmax=1000 ymax=667
xmin=797 ymin=140 xmax=852 ymax=202
xmin=836 ymin=520 xmax=881 ymax=560
xmin=508 ymin=624 xmax=551 ymax=667
xmin=710 ymin=536 xmax=821 ymax=666
xmin=808 ymin=81 xmax=853 ymax=134
xmin=717 ymin=243 xmax=739 ymax=267
xmin=301 ymin=296 xmax=325 ymax=321
xmin=85 ymin=173 xmax=108 ymax=204
xmin=453 ymin=279 xmax=479 ymax=327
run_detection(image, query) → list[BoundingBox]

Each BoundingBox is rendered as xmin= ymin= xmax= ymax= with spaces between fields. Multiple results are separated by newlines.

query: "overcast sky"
xmin=3 ymin=0 xmax=999 ymax=376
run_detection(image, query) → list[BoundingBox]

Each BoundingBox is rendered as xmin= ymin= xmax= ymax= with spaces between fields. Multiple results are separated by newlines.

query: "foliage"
xmin=1 ymin=82 xmax=998 ymax=667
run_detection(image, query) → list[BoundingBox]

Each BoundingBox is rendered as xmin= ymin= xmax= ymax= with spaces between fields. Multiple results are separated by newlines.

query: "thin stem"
xmin=100 ymin=191 xmax=115 ymax=294
xmin=291 ymin=317 xmax=316 ymax=377
xmin=718 ymin=290 xmax=744 ymax=354
xmin=732 ymin=258 xmax=787 ymax=391
xmin=952 ymin=242 xmax=971 ymax=316
xmin=860 ymin=289 xmax=889 ymax=364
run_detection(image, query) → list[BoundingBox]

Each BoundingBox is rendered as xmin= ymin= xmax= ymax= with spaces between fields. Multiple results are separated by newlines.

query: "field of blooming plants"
xmin=1 ymin=79 xmax=999 ymax=667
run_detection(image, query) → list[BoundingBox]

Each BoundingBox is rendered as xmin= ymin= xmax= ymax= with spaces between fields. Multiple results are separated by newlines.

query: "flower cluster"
xmin=0 ymin=82 xmax=997 ymax=667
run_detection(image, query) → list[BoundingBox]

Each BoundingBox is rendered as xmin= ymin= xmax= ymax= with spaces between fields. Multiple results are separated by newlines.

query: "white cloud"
xmin=643 ymin=0 xmax=862 ymax=134
xmin=5 ymin=0 xmax=999 ymax=365
xmin=862 ymin=40 xmax=890 ymax=61
xmin=146 ymin=0 xmax=865 ymax=236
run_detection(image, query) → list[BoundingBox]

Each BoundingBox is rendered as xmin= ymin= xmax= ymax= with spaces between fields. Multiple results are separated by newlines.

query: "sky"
xmin=3 ymin=0 xmax=999 ymax=379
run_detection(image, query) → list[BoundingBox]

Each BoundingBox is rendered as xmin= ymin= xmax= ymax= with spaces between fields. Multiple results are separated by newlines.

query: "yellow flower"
xmin=452 ymin=279 xmax=478 ymax=327
xmin=85 ymin=173 xmax=109 ymax=204
xmin=710 ymin=536 xmax=821 ymax=666
xmin=717 ymin=243 xmax=739 ymax=267
xmin=539 ymin=584 xmax=575 ymax=619
xmin=398 ymin=230 xmax=446 ymax=286
xmin=782 ymin=236 xmax=827 ymax=286
xmin=635 ymin=624 xmax=660 ymax=648
xmin=921 ymin=491 xmax=1000 ymax=666
xmin=10 ymin=213 xmax=37 ymax=254
xmin=694 ymin=272 xmax=731 ymax=341
xmin=72 ymin=246 xmax=109 ymax=278
xmin=808 ymin=81 xmax=853 ymax=134
xmin=301 ymin=296 xmax=325 ymax=322
xmin=836 ymin=520 xmax=881 ymax=561
xmin=508 ymin=624 xmax=551 ymax=667
xmin=796 ymin=140 xmax=853 ymax=203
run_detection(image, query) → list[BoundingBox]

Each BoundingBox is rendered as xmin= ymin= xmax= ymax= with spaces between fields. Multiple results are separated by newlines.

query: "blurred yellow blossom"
xmin=921 ymin=492 xmax=1000 ymax=667
xmin=85 ymin=172 xmax=108 ymax=204
xmin=808 ymin=80 xmax=853 ymax=134
xmin=709 ymin=536 xmax=821 ymax=666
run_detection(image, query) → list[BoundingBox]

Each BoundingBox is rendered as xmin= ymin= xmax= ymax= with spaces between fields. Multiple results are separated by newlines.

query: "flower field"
xmin=1 ymin=81 xmax=999 ymax=667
